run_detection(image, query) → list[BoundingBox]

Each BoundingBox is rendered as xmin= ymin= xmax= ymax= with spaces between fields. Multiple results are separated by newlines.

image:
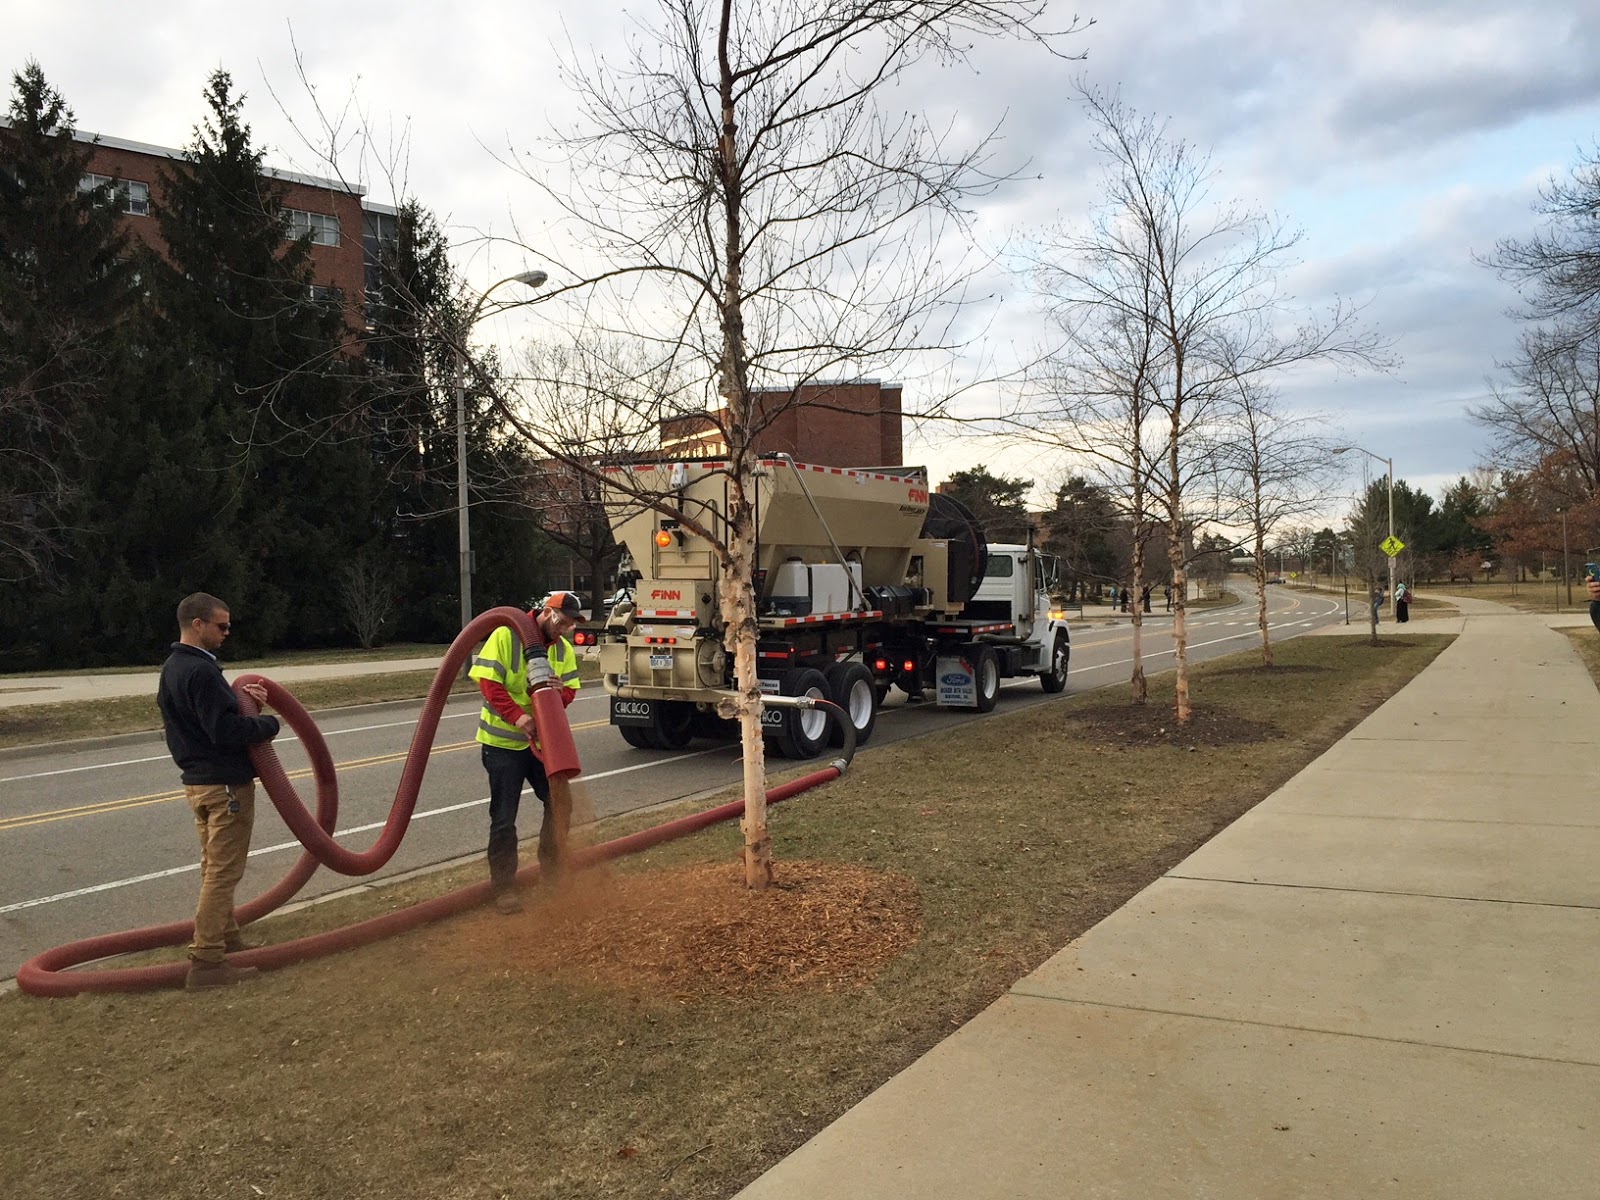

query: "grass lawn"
xmin=0 ymin=633 xmax=1453 ymax=1200
xmin=1560 ymin=625 xmax=1600 ymax=685
xmin=1425 ymin=580 xmax=1577 ymax=614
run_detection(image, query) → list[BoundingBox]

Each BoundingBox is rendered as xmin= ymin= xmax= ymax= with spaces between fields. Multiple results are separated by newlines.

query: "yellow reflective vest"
xmin=469 ymin=626 xmax=580 ymax=750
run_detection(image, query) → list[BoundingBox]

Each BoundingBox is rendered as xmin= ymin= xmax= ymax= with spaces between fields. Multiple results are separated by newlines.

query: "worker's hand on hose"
xmin=515 ymin=713 xmax=536 ymax=741
xmin=240 ymin=682 xmax=271 ymax=712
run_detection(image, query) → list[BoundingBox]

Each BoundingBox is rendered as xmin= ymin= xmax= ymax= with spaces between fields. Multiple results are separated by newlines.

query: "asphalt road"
xmin=0 ymin=586 xmax=1344 ymax=980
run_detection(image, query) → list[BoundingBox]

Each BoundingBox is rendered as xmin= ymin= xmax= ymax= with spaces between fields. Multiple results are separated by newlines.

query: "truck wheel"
xmin=1040 ymin=632 xmax=1069 ymax=693
xmin=824 ymin=661 xmax=877 ymax=747
xmin=619 ymin=723 xmax=654 ymax=750
xmin=770 ymin=667 xmax=829 ymax=760
xmin=691 ymin=706 xmax=739 ymax=741
xmin=647 ymin=700 xmax=696 ymax=750
xmin=970 ymin=644 xmax=1000 ymax=713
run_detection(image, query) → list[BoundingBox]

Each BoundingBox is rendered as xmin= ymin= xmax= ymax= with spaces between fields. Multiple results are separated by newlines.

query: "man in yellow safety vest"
xmin=469 ymin=591 xmax=583 ymax=913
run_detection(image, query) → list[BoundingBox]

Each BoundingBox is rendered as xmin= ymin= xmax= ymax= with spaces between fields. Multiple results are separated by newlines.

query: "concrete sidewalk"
xmin=735 ymin=602 xmax=1600 ymax=1198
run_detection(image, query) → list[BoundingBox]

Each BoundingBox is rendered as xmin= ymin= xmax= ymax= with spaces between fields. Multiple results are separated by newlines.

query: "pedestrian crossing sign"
xmin=1380 ymin=535 xmax=1405 ymax=557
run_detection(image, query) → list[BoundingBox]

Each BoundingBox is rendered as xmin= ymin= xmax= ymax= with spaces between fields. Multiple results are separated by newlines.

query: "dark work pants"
xmin=481 ymin=743 xmax=553 ymax=893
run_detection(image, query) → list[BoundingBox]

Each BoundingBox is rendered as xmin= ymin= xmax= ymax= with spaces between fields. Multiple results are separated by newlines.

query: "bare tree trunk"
xmin=1129 ymin=524 xmax=1147 ymax=703
xmin=1169 ymin=537 xmax=1191 ymax=723
xmin=1167 ymin=404 xmax=1192 ymax=724
xmin=720 ymin=482 xmax=771 ymax=888
xmin=1367 ymin=564 xmax=1379 ymax=647
xmin=1254 ymin=526 xmax=1273 ymax=667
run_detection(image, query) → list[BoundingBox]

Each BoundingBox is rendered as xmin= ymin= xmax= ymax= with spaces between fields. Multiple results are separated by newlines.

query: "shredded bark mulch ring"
xmin=1063 ymin=703 xmax=1280 ymax=749
xmin=430 ymin=860 xmax=923 ymax=998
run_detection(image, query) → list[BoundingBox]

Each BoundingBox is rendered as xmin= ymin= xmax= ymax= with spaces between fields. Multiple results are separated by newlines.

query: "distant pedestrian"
xmin=1141 ymin=584 xmax=1152 ymax=613
xmin=1587 ymin=575 xmax=1600 ymax=631
xmin=1120 ymin=585 xmax=1131 ymax=613
xmin=157 ymin=592 xmax=281 ymax=991
xmin=1371 ymin=583 xmax=1384 ymax=624
xmin=1163 ymin=583 xmax=1173 ymax=611
xmin=1395 ymin=581 xmax=1410 ymax=623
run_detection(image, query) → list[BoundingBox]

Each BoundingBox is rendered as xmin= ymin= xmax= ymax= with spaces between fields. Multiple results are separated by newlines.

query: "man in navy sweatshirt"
xmin=157 ymin=592 xmax=281 ymax=990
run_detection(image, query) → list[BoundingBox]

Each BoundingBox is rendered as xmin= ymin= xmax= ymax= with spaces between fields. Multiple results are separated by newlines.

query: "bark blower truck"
xmin=595 ymin=454 xmax=1071 ymax=759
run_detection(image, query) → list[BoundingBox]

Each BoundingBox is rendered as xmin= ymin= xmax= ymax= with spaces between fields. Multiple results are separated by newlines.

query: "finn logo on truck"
xmin=650 ymin=588 xmax=683 ymax=601
xmin=908 ymin=486 xmax=929 ymax=504
xmin=610 ymin=698 xmax=654 ymax=726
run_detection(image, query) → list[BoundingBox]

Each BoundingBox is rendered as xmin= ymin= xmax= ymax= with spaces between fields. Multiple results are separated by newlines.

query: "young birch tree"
xmin=1028 ymin=86 xmax=1389 ymax=724
xmin=437 ymin=1 xmax=1086 ymax=887
xmin=1014 ymin=292 xmax=1162 ymax=702
xmin=1218 ymin=375 xmax=1338 ymax=665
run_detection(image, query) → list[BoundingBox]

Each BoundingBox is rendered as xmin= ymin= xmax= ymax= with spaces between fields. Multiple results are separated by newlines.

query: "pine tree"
xmin=0 ymin=60 xmax=137 ymax=584
xmin=151 ymin=70 xmax=378 ymax=652
xmin=362 ymin=201 xmax=555 ymax=640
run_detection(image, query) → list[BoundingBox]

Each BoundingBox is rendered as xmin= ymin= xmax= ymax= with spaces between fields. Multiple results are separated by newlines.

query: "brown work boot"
xmin=185 ymin=960 xmax=259 ymax=991
xmin=493 ymin=890 xmax=524 ymax=915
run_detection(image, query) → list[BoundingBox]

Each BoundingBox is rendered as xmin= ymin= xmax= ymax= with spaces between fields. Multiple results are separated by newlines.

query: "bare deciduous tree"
xmin=1218 ymin=376 xmax=1339 ymax=665
xmin=338 ymin=551 xmax=400 ymax=649
xmin=436 ymin=1 xmax=1087 ymax=886
xmin=1023 ymin=85 xmax=1389 ymax=723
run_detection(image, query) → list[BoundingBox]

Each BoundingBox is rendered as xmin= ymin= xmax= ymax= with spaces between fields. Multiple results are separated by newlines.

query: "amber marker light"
xmin=655 ymin=529 xmax=674 ymax=548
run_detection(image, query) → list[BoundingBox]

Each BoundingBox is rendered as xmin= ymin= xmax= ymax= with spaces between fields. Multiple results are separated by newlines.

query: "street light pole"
xmin=1559 ymin=506 xmax=1570 ymax=611
xmin=453 ymin=269 xmax=548 ymax=632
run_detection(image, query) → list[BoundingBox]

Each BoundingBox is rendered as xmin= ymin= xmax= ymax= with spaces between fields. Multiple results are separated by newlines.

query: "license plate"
xmin=649 ymin=653 xmax=673 ymax=669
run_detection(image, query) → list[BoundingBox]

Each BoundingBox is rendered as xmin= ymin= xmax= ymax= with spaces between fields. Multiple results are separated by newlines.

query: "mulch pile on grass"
xmin=433 ymin=860 xmax=923 ymax=997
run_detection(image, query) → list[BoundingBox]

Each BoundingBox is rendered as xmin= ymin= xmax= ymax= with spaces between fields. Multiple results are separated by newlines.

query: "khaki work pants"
xmin=185 ymin=782 xmax=255 ymax=963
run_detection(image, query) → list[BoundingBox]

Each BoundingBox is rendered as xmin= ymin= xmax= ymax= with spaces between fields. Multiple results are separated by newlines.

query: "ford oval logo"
xmin=940 ymin=672 xmax=969 ymax=686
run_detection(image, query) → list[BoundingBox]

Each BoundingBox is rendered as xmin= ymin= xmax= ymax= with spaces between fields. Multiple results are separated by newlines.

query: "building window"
xmin=309 ymin=284 xmax=344 ymax=305
xmin=285 ymin=208 xmax=341 ymax=247
xmin=79 ymin=173 xmax=150 ymax=216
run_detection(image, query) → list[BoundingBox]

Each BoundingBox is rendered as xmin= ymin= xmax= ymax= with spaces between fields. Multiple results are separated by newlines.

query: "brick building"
xmin=658 ymin=379 xmax=904 ymax=468
xmin=35 ymin=126 xmax=398 ymax=332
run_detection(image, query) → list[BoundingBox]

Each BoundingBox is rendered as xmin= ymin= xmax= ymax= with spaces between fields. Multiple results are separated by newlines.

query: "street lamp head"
xmin=513 ymin=269 xmax=549 ymax=289
xmin=1330 ymin=446 xmax=1351 ymax=455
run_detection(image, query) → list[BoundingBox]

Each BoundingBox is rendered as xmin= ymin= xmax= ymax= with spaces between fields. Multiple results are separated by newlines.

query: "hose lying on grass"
xmin=15 ymin=614 xmax=854 ymax=998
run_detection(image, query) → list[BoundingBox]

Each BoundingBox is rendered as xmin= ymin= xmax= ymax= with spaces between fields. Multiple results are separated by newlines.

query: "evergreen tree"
xmin=1043 ymin=477 xmax=1121 ymax=599
xmin=151 ymin=70 xmax=378 ymax=653
xmin=0 ymin=60 xmax=136 ymax=584
xmin=941 ymin=465 xmax=1034 ymax=542
xmin=362 ymin=200 xmax=554 ymax=641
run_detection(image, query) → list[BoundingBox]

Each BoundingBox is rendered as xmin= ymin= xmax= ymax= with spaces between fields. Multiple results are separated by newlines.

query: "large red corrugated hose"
xmin=15 ymin=611 xmax=847 ymax=997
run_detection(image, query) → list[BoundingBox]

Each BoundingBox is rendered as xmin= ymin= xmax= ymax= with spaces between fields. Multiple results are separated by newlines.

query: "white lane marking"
xmin=1067 ymin=615 xmax=1336 ymax=673
xmin=0 ymin=746 xmax=723 ymax=916
xmin=0 ymin=694 xmax=609 ymax=785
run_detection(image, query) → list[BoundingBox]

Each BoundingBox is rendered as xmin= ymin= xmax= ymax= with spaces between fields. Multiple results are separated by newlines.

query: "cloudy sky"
xmin=11 ymin=1 xmax=1600 ymax=514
